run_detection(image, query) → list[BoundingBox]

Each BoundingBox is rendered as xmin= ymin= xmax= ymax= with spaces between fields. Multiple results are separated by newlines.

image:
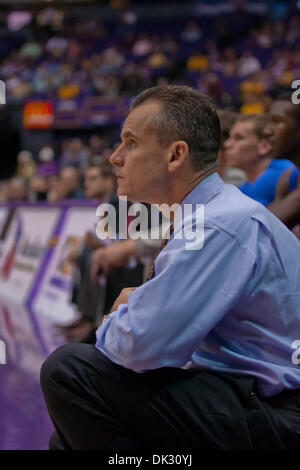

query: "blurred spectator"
xmin=37 ymin=146 xmax=58 ymax=177
xmin=181 ymin=20 xmax=202 ymax=43
xmin=147 ymin=45 xmax=169 ymax=69
xmin=18 ymin=37 xmax=43 ymax=61
xmin=264 ymin=100 xmax=296 ymax=200
xmin=119 ymin=62 xmax=152 ymax=95
xmin=272 ymin=104 xmax=300 ymax=169
xmin=265 ymin=100 xmax=293 ymax=150
xmin=59 ymin=138 xmax=90 ymax=170
xmin=7 ymin=76 xmax=32 ymax=101
xmin=238 ymin=50 xmax=261 ymax=77
xmin=100 ymin=46 xmax=125 ymax=74
xmin=201 ymin=73 xmax=223 ymax=103
xmin=32 ymin=65 xmax=51 ymax=94
xmin=224 ymin=113 xmax=293 ymax=205
xmin=89 ymin=135 xmax=104 ymax=158
xmin=119 ymin=9 xmax=138 ymax=37
xmin=58 ymin=83 xmax=80 ymax=100
xmin=6 ymin=178 xmax=27 ymax=201
xmin=267 ymin=96 xmax=300 ymax=230
xmin=132 ymin=33 xmax=153 ymax=57
xmin=28 ymin=175 xmax=48 ymax=201
xmin=162 ymin=34 xmax=179 ymax=55
xmin=84 ymin=162 xmax=116 ymax=201
xmin=100 ymin=147 xmax=114 ymax=163
xmin=187 ymin=52 xmax=209 ymax=72
xmin=58 ymin=166 xmax=85 ymax=200
xmin=36 ymin=7 xmax=64 ymax=30
xmin=17 ymin=151 xmax=36 ymax=180
xmin=0 ymin=180 xmax=10 ymax=202
xmin=217 ymin=109 xmax=246 ymax=186
xmin=286 ymin=16 xmax=300 ymax=45
xmin=239 ymin=75 xmax=266 ymax=114
xmin=47 ymin=175 xmax=61 ymax=202
xmin=204 ymin=40 xmax=219 ymax=68
xmin=46 ymin=34 xmax=68 ymax=57
xmin=256 ymin=23 xmax=273 ymax=48
xmin=220 ymin=48 xmax=238 ymax=77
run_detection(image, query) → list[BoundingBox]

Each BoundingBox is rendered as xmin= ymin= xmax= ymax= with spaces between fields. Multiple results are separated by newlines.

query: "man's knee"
xmin=40 ymin=343 xmax=78 ymax=393
xmin=40 ymin=343 xmax=114 ymax=392
xmin=49 ymin=431 xmax=65 ymax=450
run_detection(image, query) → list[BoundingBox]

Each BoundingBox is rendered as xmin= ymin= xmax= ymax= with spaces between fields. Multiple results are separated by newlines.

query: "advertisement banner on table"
xmin=0 ymin=206 xmax=10 ymax=237
xmin=0 ymin=300 xmax=45 ymax=375
xmin=0 ymin=206 xmax=60 ymax=304
xmin=0 ymin=207 xmax=12 ymax=259
xmin=32 ymin=206 xmax=99 ymax=326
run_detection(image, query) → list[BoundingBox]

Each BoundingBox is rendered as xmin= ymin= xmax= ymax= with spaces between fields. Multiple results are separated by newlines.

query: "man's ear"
xmin=168 ymin=141 xmax=189 ymax=172
xmin=258 ymin=138 xmax=272 ymax=157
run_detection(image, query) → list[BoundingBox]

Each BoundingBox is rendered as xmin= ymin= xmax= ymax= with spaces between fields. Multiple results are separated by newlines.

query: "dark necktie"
xmin=146 ymin=224 xmax=174 ymax=282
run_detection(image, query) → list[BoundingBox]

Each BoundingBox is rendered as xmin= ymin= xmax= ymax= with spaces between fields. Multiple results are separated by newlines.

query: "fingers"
xmin=109 ymin=287 xmax=138 ymax=314
xmin=121 ymin=287 xmax=137 ymax=295
xmin=90 ymin=248 xmax=104 ymax=281
xmin=90 ymin=244 xmax=134 ymax=280
xmin=101 ymin=254 xmax=112 ymax=275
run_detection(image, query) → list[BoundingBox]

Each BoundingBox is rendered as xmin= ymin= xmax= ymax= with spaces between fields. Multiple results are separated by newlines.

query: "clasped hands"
xmin=90 ymin=239 xmax=136 ymax=280
xmin=109 ymin=287 xmax=137 ymax=313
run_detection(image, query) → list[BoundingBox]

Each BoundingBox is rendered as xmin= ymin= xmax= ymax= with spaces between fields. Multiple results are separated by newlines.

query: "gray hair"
xmin=236 ymin=113 xmax=268 ymax=140
xmin=130 ymin=85 xmax=221 ymax=171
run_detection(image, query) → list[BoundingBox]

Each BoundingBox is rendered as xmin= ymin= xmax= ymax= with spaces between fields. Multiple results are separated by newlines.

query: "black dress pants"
xmin=40 ymin=343 xmax=300 ymax=450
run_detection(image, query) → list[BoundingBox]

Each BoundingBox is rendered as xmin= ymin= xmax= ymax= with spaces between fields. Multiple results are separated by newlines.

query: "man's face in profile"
xmin=272 ymin=108 xmax=300 ymax=167
xmin=84 ymin=167 xmax=106 ymax=199
xmin=109 ymin=101 xmax=171 ymax=204
xmin=224 ymin=121 xmax=262 ymax=170
xmin=265 ymin=100 xmax=293 ymax=151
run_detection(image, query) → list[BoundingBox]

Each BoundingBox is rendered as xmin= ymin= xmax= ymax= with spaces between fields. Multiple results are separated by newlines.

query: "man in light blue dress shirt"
xmin=41 ymin=86 xmax=300 ymax=450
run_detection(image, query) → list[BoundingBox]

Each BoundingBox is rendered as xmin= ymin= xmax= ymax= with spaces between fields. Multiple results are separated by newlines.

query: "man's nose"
xmin=110 ymin=146 xmax=124 ymax=166
xmin=223 ymin=138 xmax=231 ymax=150
xmin=264 ymin=122 xmax=275 ymax=138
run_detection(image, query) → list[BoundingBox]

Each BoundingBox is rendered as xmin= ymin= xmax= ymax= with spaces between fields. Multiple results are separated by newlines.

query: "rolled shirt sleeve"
xmin=95 ymin=223 xmax=256 ymax=372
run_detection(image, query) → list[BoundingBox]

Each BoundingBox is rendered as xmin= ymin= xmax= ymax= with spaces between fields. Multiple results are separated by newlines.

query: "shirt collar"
xmin=180 ymin=172 xmax=225 ymax=207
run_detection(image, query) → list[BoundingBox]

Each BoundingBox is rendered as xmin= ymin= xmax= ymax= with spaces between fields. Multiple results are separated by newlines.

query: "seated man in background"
xmin=61 ymin=161 xmax=145 ymax=342
xmin=90 ymin=231 xmax=163 ymax=286
xmin=41 ymin=86 xmax=300 ymax=450
xmin=267 ymin=100 xmax=300 ymax=234
xmin=265 ymin=100 xmax=299 ymax=199
xmin=224 ymin=113 xmax=293 ymax=206
xmin=59 ymin=162 xmax=117 ymax=340
xmin=5 ymin=177 xmax=27 ymax=202
xmin=57 ymin=166 xmax=86 ymax=200
xmin=217 ymin=109 xmax=246 ymax=186
xmin=28 ymin=175 xmax=49 ymax=201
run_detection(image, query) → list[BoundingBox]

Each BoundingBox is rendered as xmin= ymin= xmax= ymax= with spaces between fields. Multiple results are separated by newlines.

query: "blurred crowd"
xmin=0 ymin=135 xmax=117 ymax=203
xmin=0 ymin=6 xmax=300 ymax=110
xmin=1 ymin=98 xmax=299 ymax=214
